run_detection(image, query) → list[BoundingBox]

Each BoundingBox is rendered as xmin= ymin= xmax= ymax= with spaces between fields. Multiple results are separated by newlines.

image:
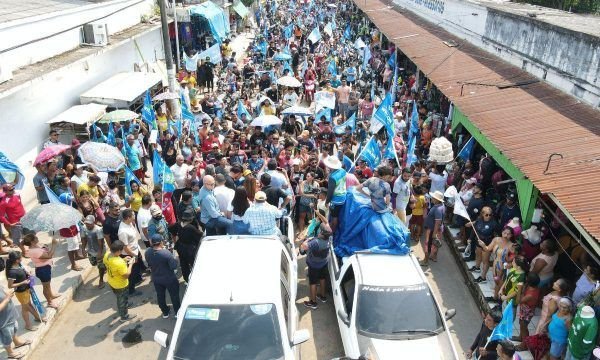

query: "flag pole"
xmin=353 ymin=134 xmax=374 ymax=167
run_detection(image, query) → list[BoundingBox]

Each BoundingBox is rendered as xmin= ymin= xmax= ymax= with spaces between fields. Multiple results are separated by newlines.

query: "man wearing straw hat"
xmin=420 ymin=190 xmax=445 ymax=267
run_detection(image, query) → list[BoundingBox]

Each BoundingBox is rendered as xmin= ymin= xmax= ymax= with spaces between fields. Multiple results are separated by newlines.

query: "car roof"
xmin=184 ymin=236 xmax=285 ymax=306
xmin=354 ymin=253 xmax=425 ymax=287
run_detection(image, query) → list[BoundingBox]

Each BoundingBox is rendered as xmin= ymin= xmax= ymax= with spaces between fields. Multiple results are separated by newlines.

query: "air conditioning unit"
xmin=0 ymin=57 xmax=13 ymax=84
xmin=83 ymin=23 xmax=109 ymax=46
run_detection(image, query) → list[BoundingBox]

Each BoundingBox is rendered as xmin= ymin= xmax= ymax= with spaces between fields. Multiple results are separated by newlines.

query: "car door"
xmin=284 ymin=216 xmax=299 ymax=296
xmin=332 ymin=261 xmax=359 ymax=357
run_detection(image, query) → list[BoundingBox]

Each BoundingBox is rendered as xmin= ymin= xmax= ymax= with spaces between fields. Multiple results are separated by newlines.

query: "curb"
xmin=443 ymin=227 xmax=491 ymax=314
xmin=23 ymin=264 xmax=95 ymax=359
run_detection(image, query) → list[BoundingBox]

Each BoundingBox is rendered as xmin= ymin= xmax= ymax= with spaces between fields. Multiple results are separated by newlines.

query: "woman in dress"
xmin=478 ymin=226 xmax=515 ymax=300
xmin=22 ymin=234 xmax=61 ymax=309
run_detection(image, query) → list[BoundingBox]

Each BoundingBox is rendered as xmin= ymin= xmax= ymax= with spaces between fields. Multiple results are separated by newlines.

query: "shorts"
xmin=549 ymin=341 xmax=567 ymax=358
xmin=330 ymin=204 xmax=343 ymax=218
xmin=308 ymin=265 xmax=328 ymax=285
xmin=0 ymin=322 xmax=17 ymax=346
xmin=519 ymin=303 xmax=536 ymax=323
xmin=35 ymin=265 xmax=52 ymax=283
xmin=410 ymin=215 xmax=423 ymax=226
xmin=10 ymin=224 xmax=23 ymax=245
xmin=65 ymin=234 xmax=80 ymax=251
xmin=298 ymin=203 xmax=312 ymax=214
xmin=15 ymin=289 xmax=30 ymax=305
xmin=88 ymin=253 xmax=106 ymax=271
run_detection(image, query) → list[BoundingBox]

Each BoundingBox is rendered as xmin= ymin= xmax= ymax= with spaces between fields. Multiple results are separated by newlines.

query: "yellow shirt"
xmin=184 ymin=75 xmax=197 ymax=88
xmin=157 ymin=114 xmax=168 ymax=133
xmin=412 ymin=195 xmax=426 ymax=216
xmin=129 ymin=189 xmax=147 ymax=212
xmin=261 ymin=105 xmax=275 ymax=116
xmin=103 ymin=253 xmax=128 ymax=289
xmin=77 ymin=183 xmax=99 ymax=200
xmin=222 ymin=44 xmax=233 ymax=58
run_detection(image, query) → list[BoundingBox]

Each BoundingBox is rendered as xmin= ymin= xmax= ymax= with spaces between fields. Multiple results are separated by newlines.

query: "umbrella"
xmin=33 ymin=145 xmax=71 ymax=166
xmin=152 ymin=92 xmax=180 ymax=101
xmin=272 ymin=53 xmax=292 ymax=61
xmin=282 ymin=105 xmax=313 ymax=116
xmin=20 ymin=203 xmax=83 ymax=232
xmin=78 ymin=142 xmax=126 ymax=172
xmin=276 ymin=76 xmax=302 ymax=87
xmin=327 ymin=3 xmax=337 ymax=7
xmin=250 ymin=115 xmax=282 ymax=127
xmin=98 ymin=110 xmax=139 ymax=123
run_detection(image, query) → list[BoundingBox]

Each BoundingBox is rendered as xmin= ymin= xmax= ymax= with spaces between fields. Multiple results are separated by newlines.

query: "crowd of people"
xmin=0 ymin=0 xmax=599 ymax=359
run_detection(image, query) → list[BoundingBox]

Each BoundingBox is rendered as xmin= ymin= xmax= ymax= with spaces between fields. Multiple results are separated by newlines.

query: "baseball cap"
xmin=150 ymin=234 xmax=163 ymax=245
xmin=255 ymin=191 xmax=267 ymax=201
xmin=150 ymin=204 xmax=162 ymax=217
xmin=84 ymin=215 xmax=95 ymax=224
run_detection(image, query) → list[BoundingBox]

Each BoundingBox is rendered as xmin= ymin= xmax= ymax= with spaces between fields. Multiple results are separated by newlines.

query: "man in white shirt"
xmin=428 ymin=165 xmax=448 ymax=194
xmin=170 ymin=154 xmax=192 ymax=210
xmin=213 ymin=174 xmax=235 ymax=213
xmin=137 ymin=194 xmax=153 ymax=248
xmin=282 ymin=88 xmax=299 ymax=109
xmin=117 ymin=209 xmax=142 ymax=296
xmin=393 ymin=168 xmax=413 ymax=225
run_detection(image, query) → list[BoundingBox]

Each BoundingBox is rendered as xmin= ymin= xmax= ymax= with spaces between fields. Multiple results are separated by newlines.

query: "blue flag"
xmin=391 ymin=66 xmax=398 ymax=96
xmin=44 ymin=184 xmax=62 ymax=204
xmin=307 ymin=26 xmax=321 ymax=43
xmin=258 ymin=40 xmax=268 ymax=56
xmin=124 ymin=166 xmax=141 ymax=196
xmin=410 ymin=100 xmax=420 ymax=137
xmin=300 ymin=59 xmax=308 ymax=78
xmin=342 ymin=155 xmax=353 ymax=172
xmin=383 ymin=138 xmax=396 ymax=160
xmin=237 ymin=100 xmax=253 ymax=122
xmin=458 ymin=137 xmax=475 ymax=161
xmin=152 ymin=150 xmax=176 ymax=193
xmin=333 ymin=113 xmax=356 ymax=135
xmin=314 ymin=108 xmax=331 ymax=123
xmin=283 ymin=61 xmax=293 ymax=75
xmin=360 ymin=137 xmax=382 ymax=169
xmin=107 ymin=122 xmax=116 ymax=146
xmin=0 ymin=152 xmax=25 ymax=190
xmin=284 ymin=24 xmax=293 ymax=39
xmin=388 ymin=51 xmax=397 ymax=69
xmin=327 ymin=59 xmax=337 ymax=75
xmin=372 ymin=93 xmax=395 ymax=137
xmin=370 ymin=82 xmax=375 ymax=103
xmin=344 ymin=25 xmax=352 ymax=40
xmin=141 ymin=90 xmax=156 ymax=129
xmin=362 ymin=45 xmax=372 ymax=70
xmin=490 ymin=300 xmax=514 ymax=341
xmin=406 ymin=135 xmax=417 ymax=167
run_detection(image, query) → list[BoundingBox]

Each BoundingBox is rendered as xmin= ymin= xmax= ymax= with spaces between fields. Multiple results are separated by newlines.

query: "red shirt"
xmin=157 ymin=194 xmax=176 ymax=225
xmin=0 ymin=194 xmax=25 ymax=226
xmin=59 ymin=225 xmax=79 ymax=238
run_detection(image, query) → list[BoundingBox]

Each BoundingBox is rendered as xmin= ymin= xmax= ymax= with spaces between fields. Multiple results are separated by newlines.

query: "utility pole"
xmin=158 ymin=0 xmax=179 ymax=115
xmin=172 ymin=0 xmax=180 ymax=71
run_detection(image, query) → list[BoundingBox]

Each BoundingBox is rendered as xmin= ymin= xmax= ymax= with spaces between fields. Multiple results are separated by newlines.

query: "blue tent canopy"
xmin=333 ymin=189 xmax=411 ymax=257
xmin=190 ymin=1 xmax=231 ymax=42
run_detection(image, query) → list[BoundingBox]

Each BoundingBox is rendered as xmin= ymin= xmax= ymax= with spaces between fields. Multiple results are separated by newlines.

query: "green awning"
xmin=232 ymin=1 xmax=250 ymax=17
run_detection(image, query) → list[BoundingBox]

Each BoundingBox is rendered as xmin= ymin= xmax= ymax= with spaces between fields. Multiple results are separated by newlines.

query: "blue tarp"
xmin=190 ymin=1 xmax=231 ymax=42
xmin=333 ymin=189 xmax=411 ymax=257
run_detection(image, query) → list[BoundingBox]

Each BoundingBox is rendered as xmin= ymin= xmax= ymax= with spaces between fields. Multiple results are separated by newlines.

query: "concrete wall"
xmin=390 ymin=0 xmax=600 ymax=108
xmin=0 ymin=26 xmax=164 ymax=207
xmin=0 ymin=0 xmax=155 ymax=73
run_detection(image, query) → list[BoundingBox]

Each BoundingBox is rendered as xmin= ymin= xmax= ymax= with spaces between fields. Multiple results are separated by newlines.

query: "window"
xmin=280 ymin=251 xmax=289 ymax=285
xmin=340 ymin=266 xmax=356 ymax=316
xmin=280 ymin=279 xmax=292 ymax=340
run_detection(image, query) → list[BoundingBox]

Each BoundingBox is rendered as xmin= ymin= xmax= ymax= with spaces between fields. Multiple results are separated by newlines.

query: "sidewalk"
xmin=445 ymin=226 xmax=535 ymax=359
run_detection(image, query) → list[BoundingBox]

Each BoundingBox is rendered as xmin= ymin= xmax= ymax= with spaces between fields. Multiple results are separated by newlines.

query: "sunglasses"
xmin=483 ymin=213 xmax=492 ymax=217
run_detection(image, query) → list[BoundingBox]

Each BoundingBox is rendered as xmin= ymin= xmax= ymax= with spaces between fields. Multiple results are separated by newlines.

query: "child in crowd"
xmin=409 ymin=186 xmax=426 ymax=242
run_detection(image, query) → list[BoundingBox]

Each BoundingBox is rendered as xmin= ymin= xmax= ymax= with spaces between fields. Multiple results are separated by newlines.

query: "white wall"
xmin=0 ymin=26 xmax=164 ymax=207
xmin=0 ymin=0 xmax=155 ymax=73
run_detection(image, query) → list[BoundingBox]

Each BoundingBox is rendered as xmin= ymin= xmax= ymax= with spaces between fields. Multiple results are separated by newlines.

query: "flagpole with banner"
xmin=477 ymin=300 xmax=514 ymax=360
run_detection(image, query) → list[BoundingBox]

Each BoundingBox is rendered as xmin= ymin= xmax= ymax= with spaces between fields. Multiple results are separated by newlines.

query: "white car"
xmin=155 ymin=219 xmax=309 ymax=360
xmin=328 ymin=250 xmax=459 ymax=360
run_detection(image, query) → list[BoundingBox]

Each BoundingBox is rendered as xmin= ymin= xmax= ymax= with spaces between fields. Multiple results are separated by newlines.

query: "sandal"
xmin=98 ymin=283 xmax=105 ymax=289
xmin=7 ymin=351 xmax=25 ymax=359
xmin=71 ymin=266 xmax=83 ymax=271
xmin=14 ymin=340 xmax=32 ymax=349
xmin=25 ymin=326 xmax=38 ymax=331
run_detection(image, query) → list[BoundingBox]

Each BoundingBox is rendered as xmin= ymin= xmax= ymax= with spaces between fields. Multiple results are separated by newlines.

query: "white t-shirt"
xmin=429 ymin=171 xmax=448 ymax=194
xmin=214 ymin=185 xmax=235 ymax=213
xmin=170 ymin=163 xmax=190 ymax=189
xmin=117 ymin=222 xmax=140 ymax=256
xmin=71 ymin=173 xmax=89 ymax=190
xmin=283 ymin=92 xmax=299 ymax=107
xmin=137 ymin=207 xmax=152 ymax=243
xmin=393 ymin=177 xmax=411 ymax=209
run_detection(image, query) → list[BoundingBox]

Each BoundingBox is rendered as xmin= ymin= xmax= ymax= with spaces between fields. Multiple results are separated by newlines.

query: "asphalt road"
xmin=28 ymin=235 xmax=481 ymax=360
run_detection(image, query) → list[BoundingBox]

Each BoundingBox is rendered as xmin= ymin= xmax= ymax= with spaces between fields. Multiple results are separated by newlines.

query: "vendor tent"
xmin=80 ymin=72 xmax=162 ymax=108
xmin=46 ymin=103 xmax=107 ymax=126
xmin=232 ymin=1 xmax=249 ymax=18
xmin=189 ymin=1 xmax=231 ymax=42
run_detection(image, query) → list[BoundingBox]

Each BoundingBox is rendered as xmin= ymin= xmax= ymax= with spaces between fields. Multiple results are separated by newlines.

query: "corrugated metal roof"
xmin=356 ymin=0 xmax=600 ymax=240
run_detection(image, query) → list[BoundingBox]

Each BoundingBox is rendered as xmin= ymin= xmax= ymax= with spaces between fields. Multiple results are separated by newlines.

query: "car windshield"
xmin=172 ymin=304 xmax=284 ymax=360
xmin=356 ymin=284 xmax=443 ymax=338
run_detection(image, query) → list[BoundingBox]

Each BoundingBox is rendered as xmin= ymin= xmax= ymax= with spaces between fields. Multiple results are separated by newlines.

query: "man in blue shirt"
xmin=198 ymin=175 xmax=231 ymax=235
xmin=145 ymin=234 xmax=180 ymax=318
xmin=421 ymin=191 xmax=445 ymax=267
xmin=344 ymin=63 xmax=357 ymax=86
xmin=324 ymin=156 xmax=346 ymax=233
xmin=300 ymin=224 xmax=332 ymax=310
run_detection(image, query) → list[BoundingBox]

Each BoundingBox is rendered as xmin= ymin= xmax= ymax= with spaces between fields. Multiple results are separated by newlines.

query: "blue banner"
xmin=388 ymin=51 xmax=397 ymax=69
xmin=333 ymin=113 xmax=356 ymax=135
xmin=237 ymin=100 xmax=253 ymax=121
xmin=362 ymin=45 xmax=372 ymax=70
xmin=406 ymin=134 xmax=417 ymax=167
xmin=283 ymin=24 xmax=293 ymax=39
xmin=44 ymin=184 xmax=62 ymax=204
xmin=0 ymin=152 xmax=24 ymax=190
xmin=107 ymin=122 xmax=116 ymax=146
xmin=490 ymin=300 xmax=514 ymax=341
xmin=199 ymin=43 xmax=222 ymax=64
xmin=457 ymin=137 xmax=475 ymax=161
xmin=360 ymin=137 xmax=382 ymax=169
xmin=383 ymin=138 xmax=396 ymax=160
xmin=307 ymin=26 xmax=321 ymax=43
xmin=344 ymin=25 xmax=352 ymax=40
xmin=152 ymin=150 xmax=176 ymax=193
xmin=124 ymin=165 xmax=141 ymax=196
xmin=328 ymin=59 xmax=337 ymax=75
xmin=410 ymin=100 xmax=419 ymax=138
xmin=314 ymin=108 xmax=331 ymax=123
xmin=372 ymin=93 xmax=395 ymax=137
xmin=141 ymin=90 xmax=156 ymax=130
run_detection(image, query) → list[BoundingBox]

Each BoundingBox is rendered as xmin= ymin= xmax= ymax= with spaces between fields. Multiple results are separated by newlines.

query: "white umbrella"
xmin=250 ymin=115 xmax=282 ymax=127
xmin=21 ymin=203 xmax=83 ymax=232
xmin=152 ymin=92 xmax=180 ymax=101
xmin=282 ymin=105 xmax=313 ymax=116
xmin=78 ymin=142 xmax=126 ymax=172
xmin=276 ymin=76 xmax=302 ymax=88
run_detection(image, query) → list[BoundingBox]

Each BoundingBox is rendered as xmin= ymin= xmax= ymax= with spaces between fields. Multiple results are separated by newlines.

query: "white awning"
xmin=46 ymin=103 xmax=108 ymax=125
xmin=80 ymin=72 xmax=162 ymax=108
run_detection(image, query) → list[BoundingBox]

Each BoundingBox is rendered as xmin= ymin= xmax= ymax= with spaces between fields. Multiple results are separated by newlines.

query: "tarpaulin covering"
xmin=190 ymin=1 xmax=230 ymax=42
xmin=333 ymin=189 xmax=411 ymax=257
xmin=232 ymin=1 xmax=249 ymax=18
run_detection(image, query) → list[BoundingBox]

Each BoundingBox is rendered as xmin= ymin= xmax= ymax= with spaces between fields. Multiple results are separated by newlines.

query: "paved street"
xmin=28 ymin=234 xmax=481 ymax=360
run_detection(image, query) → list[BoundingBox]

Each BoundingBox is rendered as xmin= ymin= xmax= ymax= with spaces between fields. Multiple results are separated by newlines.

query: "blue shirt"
xmin=306 ymin=237 xmax=330 ymax=269
xmin=198 ymin=187 xmax=221 ymax=224
xmin=345 ymin=67 xmax=356 ymax=82
xmin=145 ymin=247 xmax=178 ymax=284
xmin=247 ymin=158 xmax=264 ymax=172
xmin=266 ymin=170 xmax=286 ymax=190
xmin=424 ymin=203 xmax=445 ymax=230
xmin=122 ymin=144 xmax=141 ymax=171
xmin=328 ymin=169 xmax=347 ymax=205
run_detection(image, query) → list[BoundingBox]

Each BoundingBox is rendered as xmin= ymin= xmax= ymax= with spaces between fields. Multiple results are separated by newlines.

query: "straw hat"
xmin=323 ymin=156 xmax=342 ymax=170
xmin=429 ymin=191 xmax=445 ymax=203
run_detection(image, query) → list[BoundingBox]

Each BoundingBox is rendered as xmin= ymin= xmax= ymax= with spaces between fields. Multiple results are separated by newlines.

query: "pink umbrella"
xmin=33 ymin=145 xmax=71 ymax=166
